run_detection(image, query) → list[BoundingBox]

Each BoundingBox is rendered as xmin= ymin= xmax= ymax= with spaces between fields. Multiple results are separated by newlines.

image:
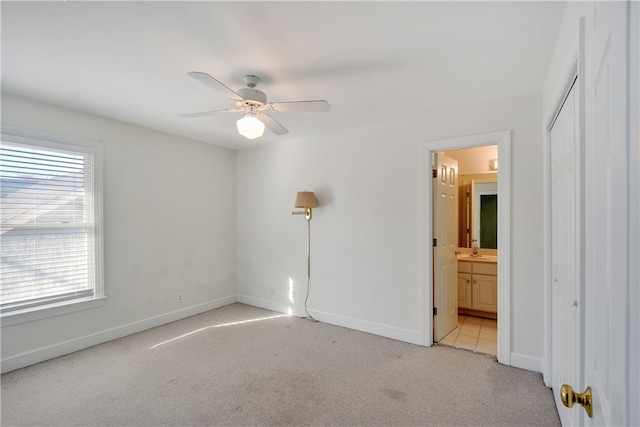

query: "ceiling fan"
xmin=180 ymin=72 xmax=331 ymax=139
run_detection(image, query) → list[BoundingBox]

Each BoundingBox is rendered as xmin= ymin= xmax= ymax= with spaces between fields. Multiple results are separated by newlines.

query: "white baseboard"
xmin=237 ymin=294 xmax=423 ymax=345
xmin=312 ymin=309 xmax=423 ymax=345
xmin=510 ymin=352 xmax=543 ymax=373
xmin=1 ymin=295 xmax=237 ymax=374
xmin=236 ymin=294 xmax=302 ymax=317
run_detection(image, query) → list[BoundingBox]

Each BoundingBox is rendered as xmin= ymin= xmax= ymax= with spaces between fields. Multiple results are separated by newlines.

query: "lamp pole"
xmin=293 ymin=197 xmax=319 ymax=323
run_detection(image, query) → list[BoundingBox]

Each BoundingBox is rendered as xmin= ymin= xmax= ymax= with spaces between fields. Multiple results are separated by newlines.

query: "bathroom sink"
xmin=457 ymin=254 xmax=498 ymax=263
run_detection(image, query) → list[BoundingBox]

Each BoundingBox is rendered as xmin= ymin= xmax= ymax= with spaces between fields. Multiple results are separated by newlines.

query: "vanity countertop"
xmin=457 ymin=254 xmax=498 ymax=263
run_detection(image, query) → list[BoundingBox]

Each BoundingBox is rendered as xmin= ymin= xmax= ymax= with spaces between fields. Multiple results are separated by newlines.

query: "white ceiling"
xmin=1 ymin=1 xmax=566 ymax=150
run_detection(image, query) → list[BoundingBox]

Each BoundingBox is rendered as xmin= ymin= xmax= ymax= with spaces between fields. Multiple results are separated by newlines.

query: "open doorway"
xmin=422 ymin=130 xmax=511 ymax=366
xmin=437 ymin=145 xmax=499 ymax=355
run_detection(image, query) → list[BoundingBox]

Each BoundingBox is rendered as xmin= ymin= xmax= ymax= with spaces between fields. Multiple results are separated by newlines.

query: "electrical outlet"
xmin=270 ymin=287 xmax=276 ymax=296
xmin=177 ymin=293 xmax=183 ymax=303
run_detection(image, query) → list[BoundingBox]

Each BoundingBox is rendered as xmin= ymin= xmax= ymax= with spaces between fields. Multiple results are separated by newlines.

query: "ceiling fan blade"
xmin=187 ymin=71 xmax=241 ymax=100
xmin=179 ymin=108 xmax=242 ymax=118
xmin=268 ymin=100 xmax=331 ymax=112
xmin=258 ymin=113 xmax=289 ymax=135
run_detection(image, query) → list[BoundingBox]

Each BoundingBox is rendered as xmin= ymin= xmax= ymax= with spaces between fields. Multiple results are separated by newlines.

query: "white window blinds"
xmin=1 ymin=132 xmax=102 ymax=314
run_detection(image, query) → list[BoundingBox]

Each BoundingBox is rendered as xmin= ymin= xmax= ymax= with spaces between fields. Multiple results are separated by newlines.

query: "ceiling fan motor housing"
xmin=237 ymin=88 xmax=267 ymax=106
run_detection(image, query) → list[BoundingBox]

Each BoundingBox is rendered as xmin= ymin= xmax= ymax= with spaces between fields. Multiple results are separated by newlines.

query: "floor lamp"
xmin=292 ymin=191 xmax=319 ymax=323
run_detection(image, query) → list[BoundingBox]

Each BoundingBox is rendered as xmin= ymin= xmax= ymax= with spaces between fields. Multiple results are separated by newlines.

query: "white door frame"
xmin=421 ymin=130 xmax=511 ymax=365
xmin=628 ymin=5 xmax=639 ymax=425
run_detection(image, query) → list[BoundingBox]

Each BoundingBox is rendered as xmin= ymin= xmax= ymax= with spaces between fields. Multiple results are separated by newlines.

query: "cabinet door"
xmin=458 ymin=273 xmax=472 ymax=309
xmin=472 ymin=274 xmax=497 ymax=313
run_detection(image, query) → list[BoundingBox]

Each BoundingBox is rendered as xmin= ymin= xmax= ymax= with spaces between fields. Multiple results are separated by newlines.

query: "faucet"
xmin=469 ymin=239 xmax=481 ymax=257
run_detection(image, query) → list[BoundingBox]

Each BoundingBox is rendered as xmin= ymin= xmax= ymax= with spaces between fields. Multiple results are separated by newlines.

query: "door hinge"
xmin=433 ymin=238 xmax=437 ymax=247
xmin=432 ymin=169 xmax=437 ymax=178
xmin=433 ymin=307 xmax=437 ymax=316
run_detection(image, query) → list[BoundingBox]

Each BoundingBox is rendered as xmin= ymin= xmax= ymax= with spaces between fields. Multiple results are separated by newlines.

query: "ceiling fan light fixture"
xmin=237 ymin=113 xmax=265 ymax=139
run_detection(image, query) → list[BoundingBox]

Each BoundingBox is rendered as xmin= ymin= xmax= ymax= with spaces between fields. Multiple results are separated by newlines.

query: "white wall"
xmin=237 ymin=92 xmax=545 ymax=370
xmin=1 ymin=93 xmax=237 ymax=372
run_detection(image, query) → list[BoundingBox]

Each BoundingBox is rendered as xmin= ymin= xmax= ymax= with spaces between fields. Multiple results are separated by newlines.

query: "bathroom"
xmin=437 ymin=145 xmax=498 ymax=355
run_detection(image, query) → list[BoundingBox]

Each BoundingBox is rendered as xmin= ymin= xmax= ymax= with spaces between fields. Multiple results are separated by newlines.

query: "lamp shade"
xmin=294 ymin=191 xmax=318 ymax=208
xmin=237 ymin=114 xmax=265 ymax=139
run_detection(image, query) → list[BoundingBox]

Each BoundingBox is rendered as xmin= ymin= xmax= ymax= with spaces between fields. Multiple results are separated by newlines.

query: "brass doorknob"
xmin=561 ymin=384 xmax=593 ymax=418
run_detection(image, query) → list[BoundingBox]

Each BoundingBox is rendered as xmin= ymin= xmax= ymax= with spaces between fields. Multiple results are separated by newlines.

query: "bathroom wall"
xmin=445 ymin=145 xmax=499 ymax=175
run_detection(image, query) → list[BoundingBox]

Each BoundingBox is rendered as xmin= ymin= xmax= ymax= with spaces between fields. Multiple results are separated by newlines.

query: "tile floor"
xmin=439 ymin=314 xmax=497 ymax=356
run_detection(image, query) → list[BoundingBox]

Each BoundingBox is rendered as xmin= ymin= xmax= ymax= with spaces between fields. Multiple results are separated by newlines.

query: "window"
xmin=1 ymin=128 xmax=104 ymax=323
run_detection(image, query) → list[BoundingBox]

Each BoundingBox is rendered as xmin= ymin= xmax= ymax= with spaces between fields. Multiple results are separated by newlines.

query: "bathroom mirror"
xmin=458 ymin=173 xmax=498 ymax=248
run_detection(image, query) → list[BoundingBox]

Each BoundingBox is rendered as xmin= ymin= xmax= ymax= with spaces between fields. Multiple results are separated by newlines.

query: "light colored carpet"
xmin=1 ymin=303 xmax=560 ymax=426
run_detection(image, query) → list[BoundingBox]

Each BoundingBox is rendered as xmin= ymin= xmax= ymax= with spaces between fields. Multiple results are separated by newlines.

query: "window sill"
xmin=1 ymin=296 xmax=106 ymax=327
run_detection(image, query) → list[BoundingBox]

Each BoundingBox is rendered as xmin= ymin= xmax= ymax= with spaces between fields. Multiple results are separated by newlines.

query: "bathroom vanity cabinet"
xmin=458 ymin=258 xmax=497 ymax=317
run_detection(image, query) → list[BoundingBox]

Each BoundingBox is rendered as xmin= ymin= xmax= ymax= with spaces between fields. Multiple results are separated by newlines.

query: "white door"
xmin=550 ymin=79 xmax=581 ymax=426
xmin=433 ymin=153 xmax=458 ymax=342
xmin=552 ymin=2 xmax=635 ymax=424
xmin=583 ymin=1 xmax=631 ymax=425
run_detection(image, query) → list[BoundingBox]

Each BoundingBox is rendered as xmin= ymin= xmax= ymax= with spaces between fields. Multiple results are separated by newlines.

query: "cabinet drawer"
xmin=472 ymin=262 xmax=497 ymax=275
xmin=458 ymin=261 xmax=472 ymax=273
